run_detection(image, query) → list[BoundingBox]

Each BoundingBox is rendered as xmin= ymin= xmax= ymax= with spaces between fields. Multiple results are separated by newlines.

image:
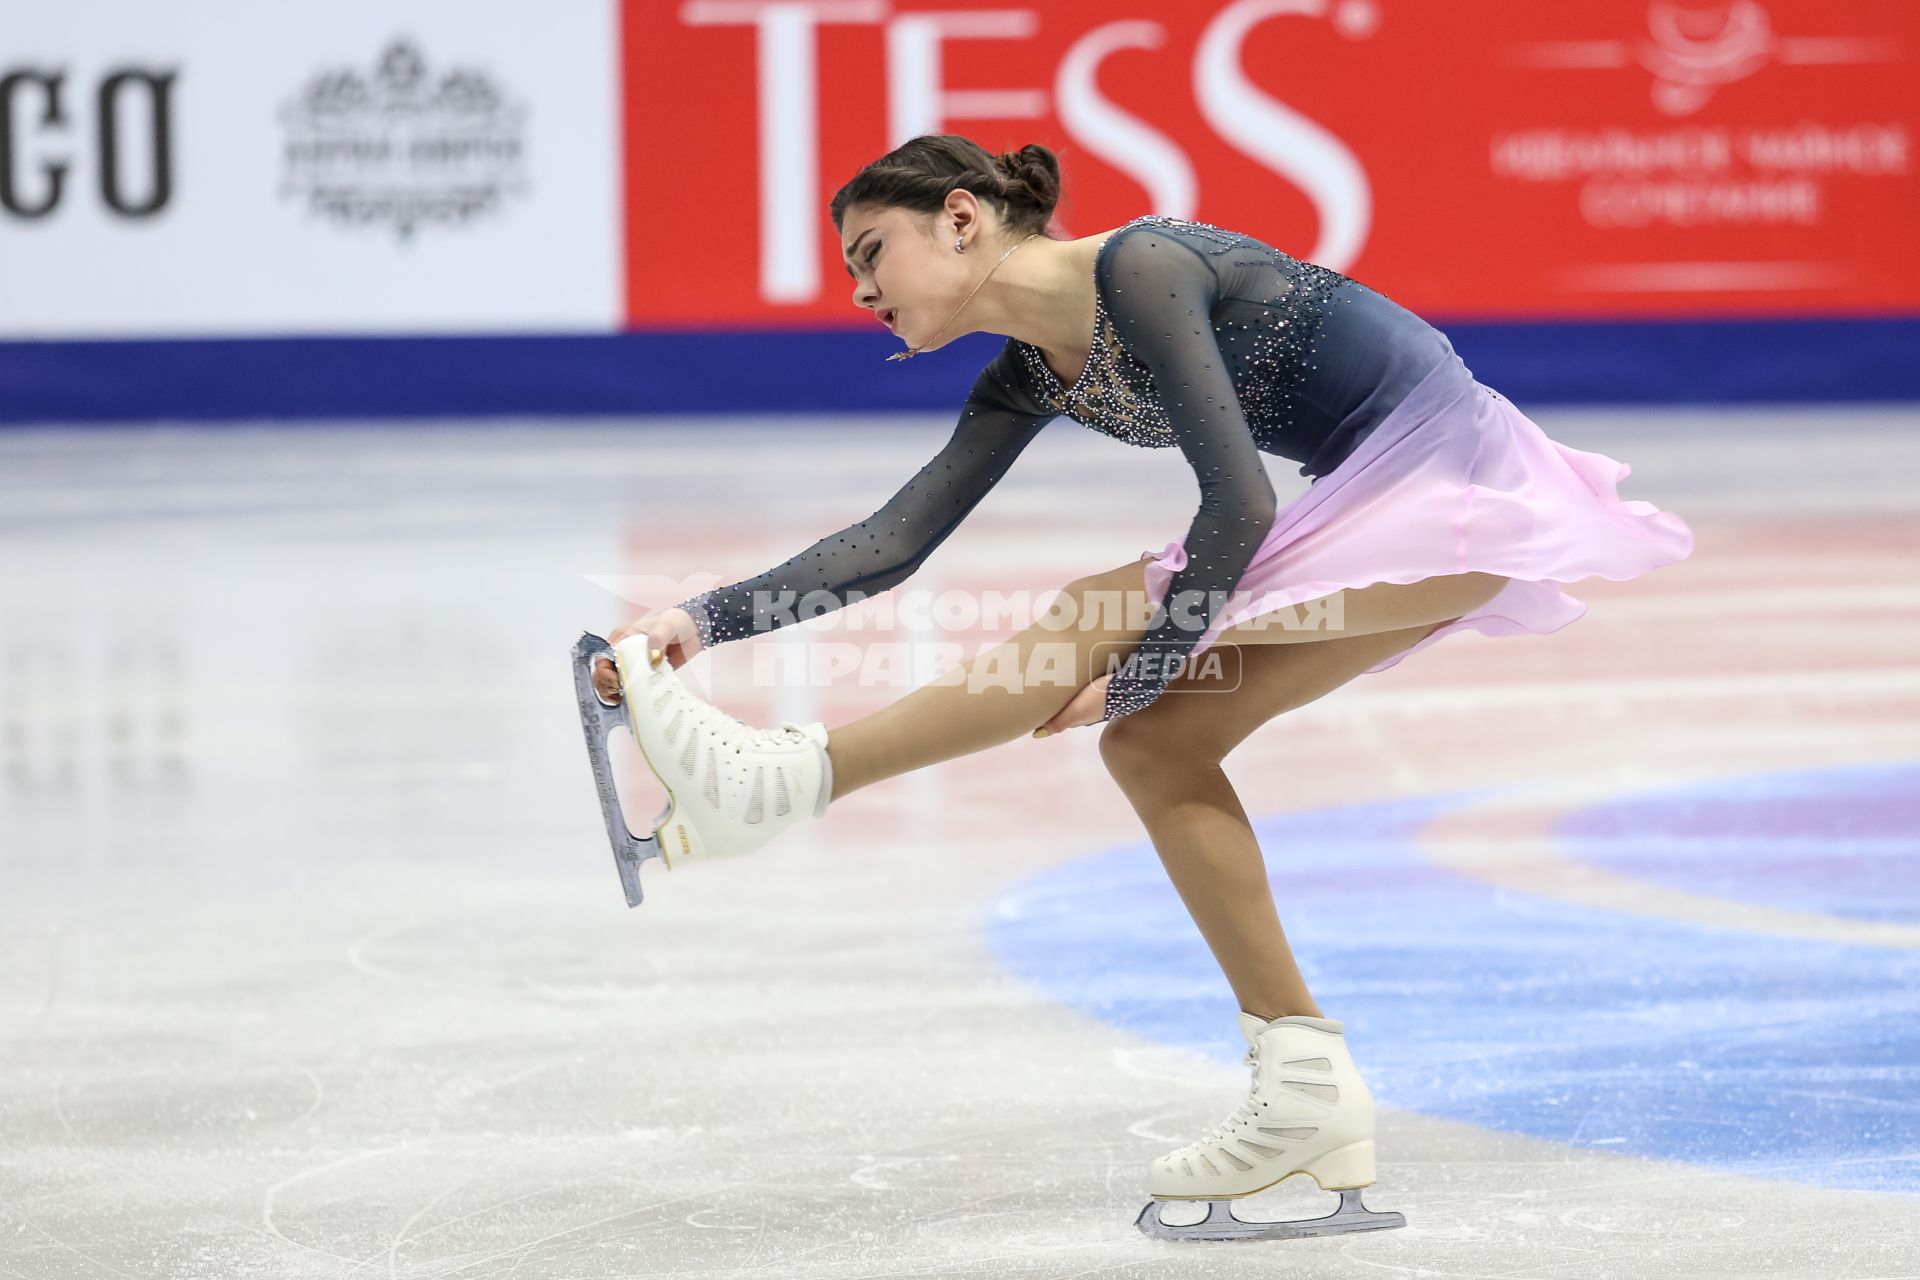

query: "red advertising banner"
xmin=623 ymin=0 xmax=1917 ymax=325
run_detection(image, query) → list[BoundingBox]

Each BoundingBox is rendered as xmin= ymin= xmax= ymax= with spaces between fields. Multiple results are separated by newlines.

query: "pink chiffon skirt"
xmin=1139 ymin=355 xmax=1696 ymax=673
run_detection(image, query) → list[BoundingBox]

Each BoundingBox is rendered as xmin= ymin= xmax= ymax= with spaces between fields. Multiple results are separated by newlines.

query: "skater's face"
xmin=842 ymin=198 xmax=996 ymax=355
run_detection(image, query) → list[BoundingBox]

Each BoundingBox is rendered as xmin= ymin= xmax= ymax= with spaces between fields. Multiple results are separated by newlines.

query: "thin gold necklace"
xmin=886 ymin=231 xmax=1041 ymax=362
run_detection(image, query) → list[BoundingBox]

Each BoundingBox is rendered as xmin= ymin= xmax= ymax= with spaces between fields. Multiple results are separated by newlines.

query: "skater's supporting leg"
xmin=825 ymin=565 xmax=1506 ymax=801
xmin=1099 ymin=620 xmax=1454 ymax=1022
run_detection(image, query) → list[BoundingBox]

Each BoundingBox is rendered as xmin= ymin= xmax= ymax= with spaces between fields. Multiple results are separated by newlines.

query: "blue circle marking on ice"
xmin=985 ymin=762 xmax=1920 ymax=1195
xmin=1552 ymin=761 xmax=1920 ymax=923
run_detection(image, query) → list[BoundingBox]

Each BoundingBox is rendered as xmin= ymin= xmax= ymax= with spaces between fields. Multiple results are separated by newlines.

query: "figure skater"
xmin=585 ymin=135 xmax=1694 ymax=1241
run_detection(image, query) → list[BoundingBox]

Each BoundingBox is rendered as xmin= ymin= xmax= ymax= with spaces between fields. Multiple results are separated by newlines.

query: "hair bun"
xmin=994 ymin=144 xmax=1061 ymax=222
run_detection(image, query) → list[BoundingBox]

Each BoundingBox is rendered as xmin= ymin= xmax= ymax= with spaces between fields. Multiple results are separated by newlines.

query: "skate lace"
xmin=674 ymin=688 xmax=806 ymax=752
xmin=756 ymin=720 xmax=810 ymax=748
xmin=1178 ymin=1044 xmax=1264 ymax=1156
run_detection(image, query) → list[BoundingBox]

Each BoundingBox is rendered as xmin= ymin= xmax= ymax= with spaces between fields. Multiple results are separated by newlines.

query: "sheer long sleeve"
xmin=674 ymin=358 xmax=1056 ymax=648
xmin=1098 ymin=228 xmax=1280 ymax=720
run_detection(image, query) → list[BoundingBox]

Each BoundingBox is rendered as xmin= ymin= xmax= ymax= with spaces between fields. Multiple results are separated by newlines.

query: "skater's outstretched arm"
xmin=1096 ymin=227 xmax=1280 ymax=722
xmin=671 ymin=355 xmax=1057 ymax=650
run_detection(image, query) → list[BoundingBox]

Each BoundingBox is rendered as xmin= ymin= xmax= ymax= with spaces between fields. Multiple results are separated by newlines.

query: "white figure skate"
xmin=570 ymin=631 xmax=833 ymax=906
xmin=1135 ymin=1012 xmax=1408 ymax=1242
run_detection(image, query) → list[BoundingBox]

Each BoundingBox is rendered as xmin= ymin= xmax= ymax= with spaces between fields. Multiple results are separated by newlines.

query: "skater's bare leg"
xmin=1099 ymin=620 xmax=1460 ymax=1022
xmin=827 ymin=566 xmax=1508 ymax=800
xmin=1210 ymin=571 xmax=1510 ymax=646
xmin=825 ymin=560 xmax=1160 ymax=798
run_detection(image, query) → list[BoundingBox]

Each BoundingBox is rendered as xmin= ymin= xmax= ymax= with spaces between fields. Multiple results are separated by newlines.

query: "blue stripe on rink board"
xmin=985 ymin=772 xmax=1920 ymax=1196
xmin=2 ymin=314 xmax=1918 ymax=423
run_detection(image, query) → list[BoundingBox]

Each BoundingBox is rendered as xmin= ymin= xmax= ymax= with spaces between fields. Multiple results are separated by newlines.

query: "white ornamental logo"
xmin=1640 ymin=1 xmax=1775 ymax=115
xmin=279 ymin=37 xmax=530 ymax=242
xmin=1510 ymin=1 xmax=1902 ymax=118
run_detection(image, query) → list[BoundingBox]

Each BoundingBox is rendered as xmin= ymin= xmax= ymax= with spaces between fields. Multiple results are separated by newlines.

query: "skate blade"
xmin=1135 ymin=1186 xmax=1407 ymax=1243
xmin=572 ymin=631 xmax=669 ymax=908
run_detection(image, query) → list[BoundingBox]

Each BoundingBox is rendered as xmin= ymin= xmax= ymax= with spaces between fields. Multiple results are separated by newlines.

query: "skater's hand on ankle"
xmin=1034 ymin=674 xmax=1111 ymax=737
xmin=592 ymin=607 xmax=703 ymax=702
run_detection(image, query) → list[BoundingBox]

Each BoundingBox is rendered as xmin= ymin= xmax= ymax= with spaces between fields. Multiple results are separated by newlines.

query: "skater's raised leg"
xmin=593 ymin=557 xmax=1159 ymax=867
xmin=823 ymin=558 xmax=1160 ymax=797
xmin=600 ymin=561 xmax=1497 ymax=867
xmin=824 ymin=565 xmax=1507 ymax=800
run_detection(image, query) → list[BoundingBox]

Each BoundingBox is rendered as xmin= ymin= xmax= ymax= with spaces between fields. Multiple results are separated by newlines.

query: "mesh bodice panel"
xmin=999 ymin=214 xmax=1454 ymax=479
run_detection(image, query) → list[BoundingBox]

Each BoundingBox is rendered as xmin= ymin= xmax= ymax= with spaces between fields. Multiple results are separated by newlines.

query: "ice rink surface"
xmin=3 ymin=402 xmax=1918 ymax=1278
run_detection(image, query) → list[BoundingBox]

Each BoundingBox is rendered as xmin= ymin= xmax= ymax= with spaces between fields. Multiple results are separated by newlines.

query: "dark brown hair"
xmin=829 ymin=135 xmax=1062 ymax=240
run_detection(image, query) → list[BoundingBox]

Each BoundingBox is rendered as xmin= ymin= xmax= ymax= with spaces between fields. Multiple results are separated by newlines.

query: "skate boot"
xmin=608 ymin=632 xmax=833 ymax=869
xmin=1135 ymin=1012 xmax=1408 ymax=1242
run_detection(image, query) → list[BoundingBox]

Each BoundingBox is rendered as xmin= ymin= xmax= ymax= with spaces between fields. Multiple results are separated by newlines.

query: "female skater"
xmin=587 ymin=135 xmax=1694 ymax=1241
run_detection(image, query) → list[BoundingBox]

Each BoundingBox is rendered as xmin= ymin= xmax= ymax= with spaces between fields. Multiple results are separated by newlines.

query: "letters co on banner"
xmin=0 ymin=66 xmax=177 ymax=221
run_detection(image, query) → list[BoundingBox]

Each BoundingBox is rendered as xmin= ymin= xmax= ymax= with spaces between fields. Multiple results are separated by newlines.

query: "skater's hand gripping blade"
xmin=571 ymin=631 xmax=671 ymax=908
xmin=1135 ymin=1187 xmax=1406 ymax=1243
